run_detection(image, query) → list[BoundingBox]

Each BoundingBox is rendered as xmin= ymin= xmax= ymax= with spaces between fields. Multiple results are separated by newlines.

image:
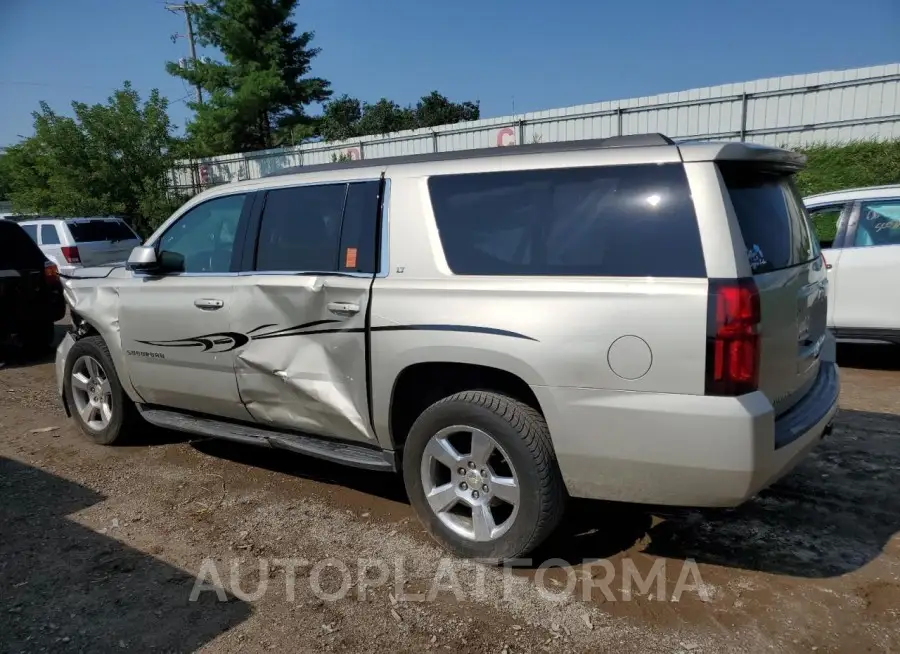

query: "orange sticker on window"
xmin=345 ymin=247 xmax=358 ymax=269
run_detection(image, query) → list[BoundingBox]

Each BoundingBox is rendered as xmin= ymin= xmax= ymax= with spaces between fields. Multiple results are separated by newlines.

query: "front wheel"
xmin=403 ymin=391 xmax=566 ymax=561
xmin=63 ymin=335 xmax=139 ymax=445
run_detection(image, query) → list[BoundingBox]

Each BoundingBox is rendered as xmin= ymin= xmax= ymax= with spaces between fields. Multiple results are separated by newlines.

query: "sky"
xmin=1 ymin=0 xmax=898 ymax=148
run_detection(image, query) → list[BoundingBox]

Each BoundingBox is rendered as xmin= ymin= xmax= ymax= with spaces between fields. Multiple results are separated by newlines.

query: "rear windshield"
xmin=427 ymin=163 xmax=706 ymax=278
xmin=0 ymin=222 xmax=46 ymax=270
xmin=66 ymin=219 xmax=138 ymax=243
xmin=719 ymin=164 xmax=818 ymax=274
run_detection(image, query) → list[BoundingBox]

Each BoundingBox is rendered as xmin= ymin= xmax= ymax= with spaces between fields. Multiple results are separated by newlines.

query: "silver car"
xmin=55 ymin=134 xmax=840 ymax=560
xmin=18 ymin=217 xmax=142 ymax=277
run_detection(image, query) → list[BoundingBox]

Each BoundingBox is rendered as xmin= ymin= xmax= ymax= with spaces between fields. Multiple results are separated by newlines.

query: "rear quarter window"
xmin=427 ymin=163 xmax=706 ymax=278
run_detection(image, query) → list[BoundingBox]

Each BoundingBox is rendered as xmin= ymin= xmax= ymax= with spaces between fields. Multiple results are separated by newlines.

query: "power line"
xmin=165 ymin=2 xmax=204 ymax=106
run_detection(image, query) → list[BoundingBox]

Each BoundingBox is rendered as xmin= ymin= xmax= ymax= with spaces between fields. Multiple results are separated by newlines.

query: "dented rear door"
xmin=231 ymin=179 xmax=382 ymax=444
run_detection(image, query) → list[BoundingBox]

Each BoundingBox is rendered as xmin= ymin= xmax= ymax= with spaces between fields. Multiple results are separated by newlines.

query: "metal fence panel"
xmin=170 ymin=63 xmax=900 ymax=196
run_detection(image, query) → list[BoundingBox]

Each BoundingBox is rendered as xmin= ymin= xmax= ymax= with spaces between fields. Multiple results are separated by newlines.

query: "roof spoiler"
xmin=679 ymin=141 xmax=807 ymax=170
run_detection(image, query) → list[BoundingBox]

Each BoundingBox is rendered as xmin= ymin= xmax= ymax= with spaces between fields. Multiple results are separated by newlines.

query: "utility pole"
xmin=166 ymin=2 xmax=203 ymax=105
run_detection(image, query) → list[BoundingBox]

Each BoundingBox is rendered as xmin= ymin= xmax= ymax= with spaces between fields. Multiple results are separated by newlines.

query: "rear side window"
xmin=719 ymin=164 xmax=818 ymax=274
xmin=40 ymin=224 xmax=61 ymax=245
xmin=0 ymin=223 xmax=45 ymax=270
xmin=21 ymin=224 xmax=38 ymax=242
xmin=427 ymin=163 xmax=706 ymax=277
xmin=254 ymin=181 xmax=380 ymax=274
xmin=256 ymin=184 xmax=347 ymax=272
xmin=66 ymin=219 xmax=138 ymax=243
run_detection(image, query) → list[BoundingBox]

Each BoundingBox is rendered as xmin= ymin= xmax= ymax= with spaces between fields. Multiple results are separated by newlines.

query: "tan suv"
xmin=56 ymin=134 xmax=840 ymax=560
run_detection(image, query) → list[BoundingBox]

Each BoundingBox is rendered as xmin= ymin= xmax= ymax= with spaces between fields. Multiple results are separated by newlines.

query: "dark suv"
xmin=0 ymin=220 xmax=66 ymax=354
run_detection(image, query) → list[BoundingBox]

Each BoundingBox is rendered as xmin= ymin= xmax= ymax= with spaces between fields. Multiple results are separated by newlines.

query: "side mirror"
xmin=157 ymin=250 xmax=185 ymax=273
xmin=127 ymin=246 xmax=157 ymax=271
xmin=127 ymin=246 xmax=185 ymax=274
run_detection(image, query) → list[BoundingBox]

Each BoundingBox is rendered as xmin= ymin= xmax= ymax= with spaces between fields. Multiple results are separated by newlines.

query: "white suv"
xmin=805 ymin=184 xmax=900 ymax=344
xmin=18 ymin=217 xmax=142 ymax=277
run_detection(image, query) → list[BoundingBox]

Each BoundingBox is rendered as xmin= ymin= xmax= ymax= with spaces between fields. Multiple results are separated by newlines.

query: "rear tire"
xmin=402 ymin=391 xmax=566 ymax=562
xmin=63 ymin=335 xmax=139 ymax=445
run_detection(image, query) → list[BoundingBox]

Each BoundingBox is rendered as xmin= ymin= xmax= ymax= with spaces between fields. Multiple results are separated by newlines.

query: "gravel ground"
xmin=1 ymin=327 xmax=898 ymax=653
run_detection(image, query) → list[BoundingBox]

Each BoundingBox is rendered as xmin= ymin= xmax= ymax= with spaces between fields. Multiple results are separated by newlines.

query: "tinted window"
xmin=338 ymin=181 xmax=380 ymax=273
xmin=40 ymin=224 xmax=61 ymax=245
xmin=854 ymin=200 xmax=900 ymax=247
xmin=255 ymin=184 xmax=347 ymax=272
xmin=807 ymin=205 xmax=844 ymax=249
xmin=427 ymin=164 xmax=705 ymax=277
xmin=719 ymin=164 xmax=818 ymax=274
xmin=0 ymin=222 xmax=45 ymax=270
xmin=21 ymin=224 xmax=38 ymax=242
xmin=67 ymin=219 xmax=138 ymax=243
xmin=157 ymin=194 xmax=247 ymax=273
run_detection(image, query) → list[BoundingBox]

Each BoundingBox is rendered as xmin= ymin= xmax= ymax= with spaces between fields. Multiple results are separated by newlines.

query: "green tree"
xmin=3 ymin=82 xmax=182 ymax=236
xmin=0 ymin=152 xmax=11 ymax=200
xmin=168 ymin=0 xmax=331 ymax=155
xmin=356 ymin=98 xmax=416 ymax=136
xmin=319 ymin=91 xmax=480 ymax=142
xmin=319 ymin=94 xmax=362 ymax=142
xmin=414 ymin=91 xmax=479 ymax=127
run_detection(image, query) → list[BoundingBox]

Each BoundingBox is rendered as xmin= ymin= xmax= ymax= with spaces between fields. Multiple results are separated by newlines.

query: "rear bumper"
xmin=533 ymin=361 xmax=840 ymax=507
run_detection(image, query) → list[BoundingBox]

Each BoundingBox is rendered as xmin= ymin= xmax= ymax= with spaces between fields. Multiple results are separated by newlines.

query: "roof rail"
xmin=264 ymin=132 xmax=677 ymax=178
xmin=597 ymin=133 xmax=675 ymax=147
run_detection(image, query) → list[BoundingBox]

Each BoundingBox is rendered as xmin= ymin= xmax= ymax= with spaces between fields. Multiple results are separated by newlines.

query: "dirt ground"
xmin=1 ymin=327 xmax=899 ymax=653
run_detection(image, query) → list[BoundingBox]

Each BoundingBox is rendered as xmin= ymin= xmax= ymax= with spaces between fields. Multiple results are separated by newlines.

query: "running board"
xmin=137 ymin=406 xmax=397 ymax=472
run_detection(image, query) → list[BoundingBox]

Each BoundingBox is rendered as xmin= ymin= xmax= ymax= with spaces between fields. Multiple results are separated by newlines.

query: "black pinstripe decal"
xmin=131 ymin=322 xmax=538 ymax=354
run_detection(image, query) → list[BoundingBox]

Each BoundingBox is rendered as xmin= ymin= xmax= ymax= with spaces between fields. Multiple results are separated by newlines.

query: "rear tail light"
xmin=705 ymin=278 xmax=761 ymax=396
xmin=43 ymin=261 xmax=60 ymax=285
xmin=61 ymin=246 xmax=81 ymax=264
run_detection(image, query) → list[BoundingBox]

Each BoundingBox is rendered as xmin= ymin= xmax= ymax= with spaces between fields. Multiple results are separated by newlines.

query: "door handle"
xmin=327 ymin=301 xmax=360 ymax=317
xmin=194 ymin=298 xmax=224 ymax=310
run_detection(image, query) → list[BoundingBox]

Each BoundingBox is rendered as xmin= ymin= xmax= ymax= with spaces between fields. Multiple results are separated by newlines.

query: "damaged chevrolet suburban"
xmin=55 ymin=134 xmax=840 ymax=560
